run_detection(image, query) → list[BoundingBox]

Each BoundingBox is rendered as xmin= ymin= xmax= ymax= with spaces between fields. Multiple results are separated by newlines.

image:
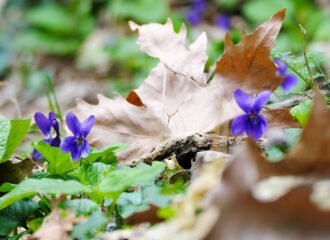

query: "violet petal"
xmin=81 ymin=140 xmax=90 ymax=158
xmin=274 ymin=58 xmax=287 ymax=76
xmin=231 ymin=114 xmax=249 ymax=135
xmin=281 ymin=74 xmax=298 ymax=93
xmin=66 ymin=112 xmax=82 ymax=136
xmin=246 ymin=114 xmax=267 ymax=140
xmin=60 ymin=136 xmax=76 ymax=153
xmin=81 ymin=115 xmax=95 ymax=138
xmin=216 ymin=15 xmax=230 ymax=31
xmin=186 ymin=10 xmax=201 ymax=25
xmin=34 ymin=112 xmax=51 ymax=136
xmin=71 ymin=144 xmax=81 ymax=162
xmin=252 ymin=90 xmax=271 ymax=112
xmin=234 ymin=88 xmax=253 ymax=113
xmin=32 ymin=149 xmax=43 ymax=161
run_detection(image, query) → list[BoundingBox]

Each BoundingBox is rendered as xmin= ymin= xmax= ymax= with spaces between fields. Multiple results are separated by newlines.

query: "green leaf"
xmin=290 ymin=99 xmax=312 ymax=126
xmin=25 ymin=4 xmax=94 ymax=36
xmin=59 ymin=199 xmax=98 ymax=216
xmin=109 ymin=0 xmax=168 ymax=23
xmin=314 ymin=17 xmax=330 ymax=41
xmin=265 ymin=128 xmax=302 ymax=162
xmin=0 ymin=119 xmax=31 ymax=163
xmin=242 ymin=0 xmax=295 ymax=26
xmin=265 ymin=147 xmax=285 ymax=162
xmin=116 ymin=191 xmax=147 ymax=218
xmin=98 ymin=162 xmax=166 ymax=199
xmin=157 ymin=205 xmax=176 ymax=220
xmin=0 ymin=35 xmax=11 ymax=78
xmin=76 ymin=162 xmax=113 ymax=186
xmin=217 ymin=0 xmax=240 ymax=9
xmin=117 ymin=185 xmax=172 ymax=218
xmin=0 ymin=183 xmax=16 ymax=193
xmin=0 ymin=178 xmax=86 ymax=210
xmin=7 ymin=230 xmax=30 ymax=240
xmin=34 ymin=141 xmax=77 ymax=174
xmin=29 ymin=172 xmax=79 ymax=181
xmin=84 ymin=144 xmax=126 ymax=164
xmin=71 ymin=210 xmax=107 ymax=239
xmin=26 ymin=5 xmax=76 ymax=34
xmin=0 ymin=199 xmax=39 ymax=236
xmin=15 ymin=31 xmax=81 ymax=56
xmin=27 ymin=217 xmax=44 ymax=232
xmin=285 ymin=128 xmax=302 ymax=146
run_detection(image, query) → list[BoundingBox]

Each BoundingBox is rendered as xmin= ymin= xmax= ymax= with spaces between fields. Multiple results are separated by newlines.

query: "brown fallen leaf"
xmin=75 ymin=94 xmax=166 ymax=162
xmin=73 ymin=10 xmax=286 ymax=163
xmin=125 ymin=204 xmax=163 ymax=225
xmin=262 ymin=108 xmax=301 ymax=129
xmin=214 ymin=9 xmax=285 ymax=94
xmin=30 ymin=207 xmax=84 ymax=240
xmin=0 ymin=158 xmax=35 ymax=186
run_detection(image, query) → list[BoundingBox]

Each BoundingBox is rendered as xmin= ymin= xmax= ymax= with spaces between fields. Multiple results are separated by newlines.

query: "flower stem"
xmin=70 ymin=158 xmax=77 ymax=175
xmin=299 ymin=24 xmax=318 ymax=89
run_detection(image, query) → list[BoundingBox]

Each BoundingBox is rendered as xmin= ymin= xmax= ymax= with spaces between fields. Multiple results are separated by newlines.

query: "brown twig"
xmin=129 ymin=133 xmax=246 ymax=167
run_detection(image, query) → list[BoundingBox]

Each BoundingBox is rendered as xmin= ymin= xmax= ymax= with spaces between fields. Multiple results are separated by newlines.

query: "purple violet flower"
xmin=192 ymin=0 xmax=205 ymax=12
xmin=231 ymin=88 xmax=271 ymax=141
xmin=273 ymin=58 xmax=298 ymax=93
xmin=32 ymin=112 xmax=61 ymax=161
xmin=215 ymin=14 xmax=231 ymax=31
xmin=186 ymin=10 xmax=202 ymax=25
xmin=60 ymin=112 xmax=95 ymax=162
xmin=186 ymin=0 xmax=205 ymax=25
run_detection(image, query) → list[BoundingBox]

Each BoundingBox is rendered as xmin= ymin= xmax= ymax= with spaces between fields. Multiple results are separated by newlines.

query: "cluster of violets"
xmin=186 ymin=0 xmax=231 ymax=31
xmin=33 ymin=60 xmax=297 ymax=161
xmin=33 ymin=112 xmax=95 ymax=162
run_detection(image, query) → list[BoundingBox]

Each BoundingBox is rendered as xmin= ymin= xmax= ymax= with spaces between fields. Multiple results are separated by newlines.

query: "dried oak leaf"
xmin=129 ymin=19 xmax=208 ymax=83
xmin=214 ymin=9 xmax=285 ymax=94
xmin=73 ymin=10 xmax=286 ymax=163
xmin=0 ymin=158 xmax=35 ymax=185
xmin=207 ymin=91 xmax=330 ymax=240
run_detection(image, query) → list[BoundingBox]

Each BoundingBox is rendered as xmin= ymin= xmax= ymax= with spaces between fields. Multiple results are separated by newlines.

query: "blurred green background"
xmin=0 ymin=0 xmax=329 ymax=117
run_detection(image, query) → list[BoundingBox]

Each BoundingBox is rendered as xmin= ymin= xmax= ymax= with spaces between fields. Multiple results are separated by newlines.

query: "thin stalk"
xmin=46 ymin=92 xmax=55 ymax=113
xmin=107 ymin=197 xmax=118 ymax=219
xmin=46 ymin=74 xmax=63 ymax=123
xmin=299 ymin=24 xmax=318 ymax=89
xmin=70 ymin=158 xmax=77 ymax=175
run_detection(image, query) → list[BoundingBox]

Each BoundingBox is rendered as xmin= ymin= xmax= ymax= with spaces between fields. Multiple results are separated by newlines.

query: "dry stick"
xmin=129 ymin=133 xmax=247 ymax=166
xmin=299 ymin=24 xmax=318 ymax=89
